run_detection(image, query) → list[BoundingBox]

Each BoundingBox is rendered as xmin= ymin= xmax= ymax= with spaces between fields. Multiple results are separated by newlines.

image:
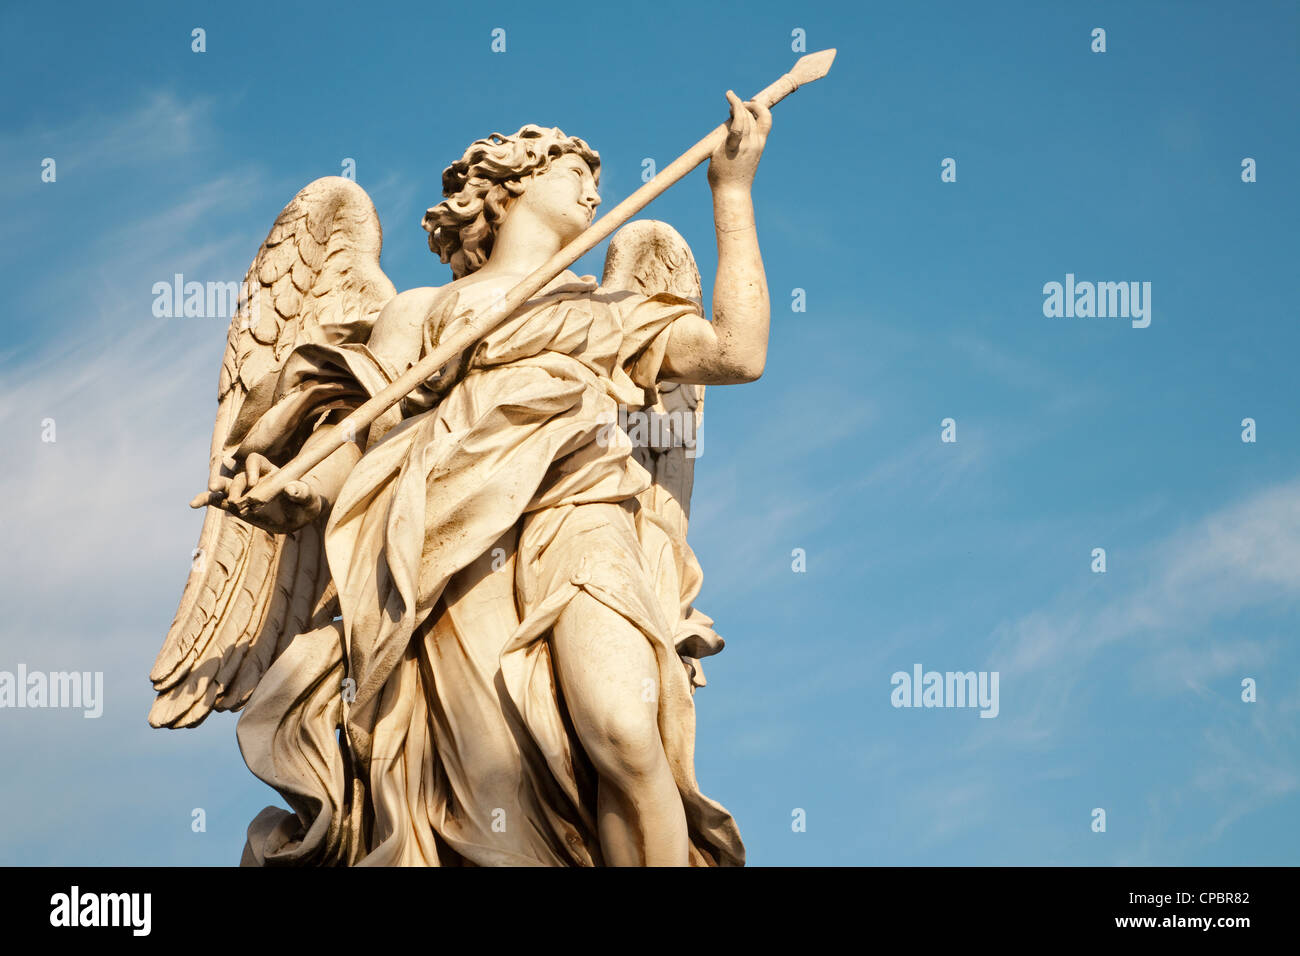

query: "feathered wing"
xmin=602 ymin=220 xmax=721 ymax=689
xmin=149 ymin=177 xmax=396 ymax=728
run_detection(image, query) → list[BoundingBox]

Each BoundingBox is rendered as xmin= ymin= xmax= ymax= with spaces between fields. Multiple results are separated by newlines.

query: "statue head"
xmin=424 ymin=124 xmax=601 ymax=279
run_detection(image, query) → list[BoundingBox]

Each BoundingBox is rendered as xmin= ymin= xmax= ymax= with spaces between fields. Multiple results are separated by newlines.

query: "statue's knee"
xmin=588 ymin=710 xmax=663 ymax=782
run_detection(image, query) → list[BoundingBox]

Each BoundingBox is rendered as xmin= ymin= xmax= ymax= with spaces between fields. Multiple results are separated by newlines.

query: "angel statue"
xmin=148 ymin=89 xmax=774 ymax=867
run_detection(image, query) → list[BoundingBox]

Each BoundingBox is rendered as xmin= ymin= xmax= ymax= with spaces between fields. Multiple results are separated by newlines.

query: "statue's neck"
xmin=481 ymin=209 xmax=566 ymax=279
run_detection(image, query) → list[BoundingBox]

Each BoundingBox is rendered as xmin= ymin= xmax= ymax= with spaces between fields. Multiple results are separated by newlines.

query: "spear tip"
xmin=791 ymin=48 xmax=837 ymax=86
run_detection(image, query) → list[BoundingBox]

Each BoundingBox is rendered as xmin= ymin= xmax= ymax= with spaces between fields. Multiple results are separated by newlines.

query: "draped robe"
xmin=231 ymin=271 xmax=744 ymax=866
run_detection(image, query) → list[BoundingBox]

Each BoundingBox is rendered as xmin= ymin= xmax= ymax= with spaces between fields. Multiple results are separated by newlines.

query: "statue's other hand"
xmin=190 ymin=452 xmax=323 ymax=534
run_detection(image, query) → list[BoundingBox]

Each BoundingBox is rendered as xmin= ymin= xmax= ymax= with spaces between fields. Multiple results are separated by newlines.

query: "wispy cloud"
xmin=947 ymin=478 xmax=1300 ymax=857
xmin=0 ymin=91 xmax=267 ymax=864
xmin=1 ymin=91 xmax=213 ymax=182
xmin=991 ymin=478 xmax=1300 ymax=692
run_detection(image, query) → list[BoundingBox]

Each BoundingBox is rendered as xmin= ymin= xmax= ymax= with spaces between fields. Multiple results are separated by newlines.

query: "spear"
xmin=220 ymin=48 xmax=836 ymax=511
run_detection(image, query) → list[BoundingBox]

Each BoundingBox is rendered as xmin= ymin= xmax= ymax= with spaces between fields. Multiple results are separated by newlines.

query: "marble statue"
xmin=148 ymin=52 xmax=834 ymax=866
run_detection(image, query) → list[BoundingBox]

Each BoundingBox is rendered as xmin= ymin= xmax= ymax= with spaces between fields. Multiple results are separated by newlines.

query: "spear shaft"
xmin=228 ymin=49 xmax=835 ymax=509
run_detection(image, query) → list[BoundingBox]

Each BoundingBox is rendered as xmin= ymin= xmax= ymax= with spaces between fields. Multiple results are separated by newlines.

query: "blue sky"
xmin=1 ymin=0 xmax=1297 ymax=865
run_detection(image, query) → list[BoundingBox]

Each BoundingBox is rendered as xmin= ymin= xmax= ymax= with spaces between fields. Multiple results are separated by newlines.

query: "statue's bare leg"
xmin=551 ymin=591 xmax=689 ymax=866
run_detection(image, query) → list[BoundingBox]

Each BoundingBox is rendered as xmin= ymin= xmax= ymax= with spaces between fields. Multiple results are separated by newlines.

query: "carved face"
xmin=513 ymin=153 xmax=600 ymax=243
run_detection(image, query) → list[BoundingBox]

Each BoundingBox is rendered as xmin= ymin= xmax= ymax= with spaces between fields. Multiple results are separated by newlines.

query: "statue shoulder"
xmin=367 ymin=285 xmax=447 ymax=367
xmin=380 ymin=285 xmax=445 ymax=321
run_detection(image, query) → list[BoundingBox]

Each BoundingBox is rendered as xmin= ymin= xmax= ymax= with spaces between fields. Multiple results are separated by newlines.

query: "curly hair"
xmin=422 ymin=124 xmax=600 ymax=279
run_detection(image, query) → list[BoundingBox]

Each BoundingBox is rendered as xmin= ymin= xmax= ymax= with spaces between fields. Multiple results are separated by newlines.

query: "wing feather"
xmin=149 ymin=177 xmax=395 ymax=729
xmin=223 ymin=531 xmax=300 ymax=708
xmin=602 ymin=220 xmax=706 ymax=519
xmin=603 ymin=221 xmax=722 ymax=690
